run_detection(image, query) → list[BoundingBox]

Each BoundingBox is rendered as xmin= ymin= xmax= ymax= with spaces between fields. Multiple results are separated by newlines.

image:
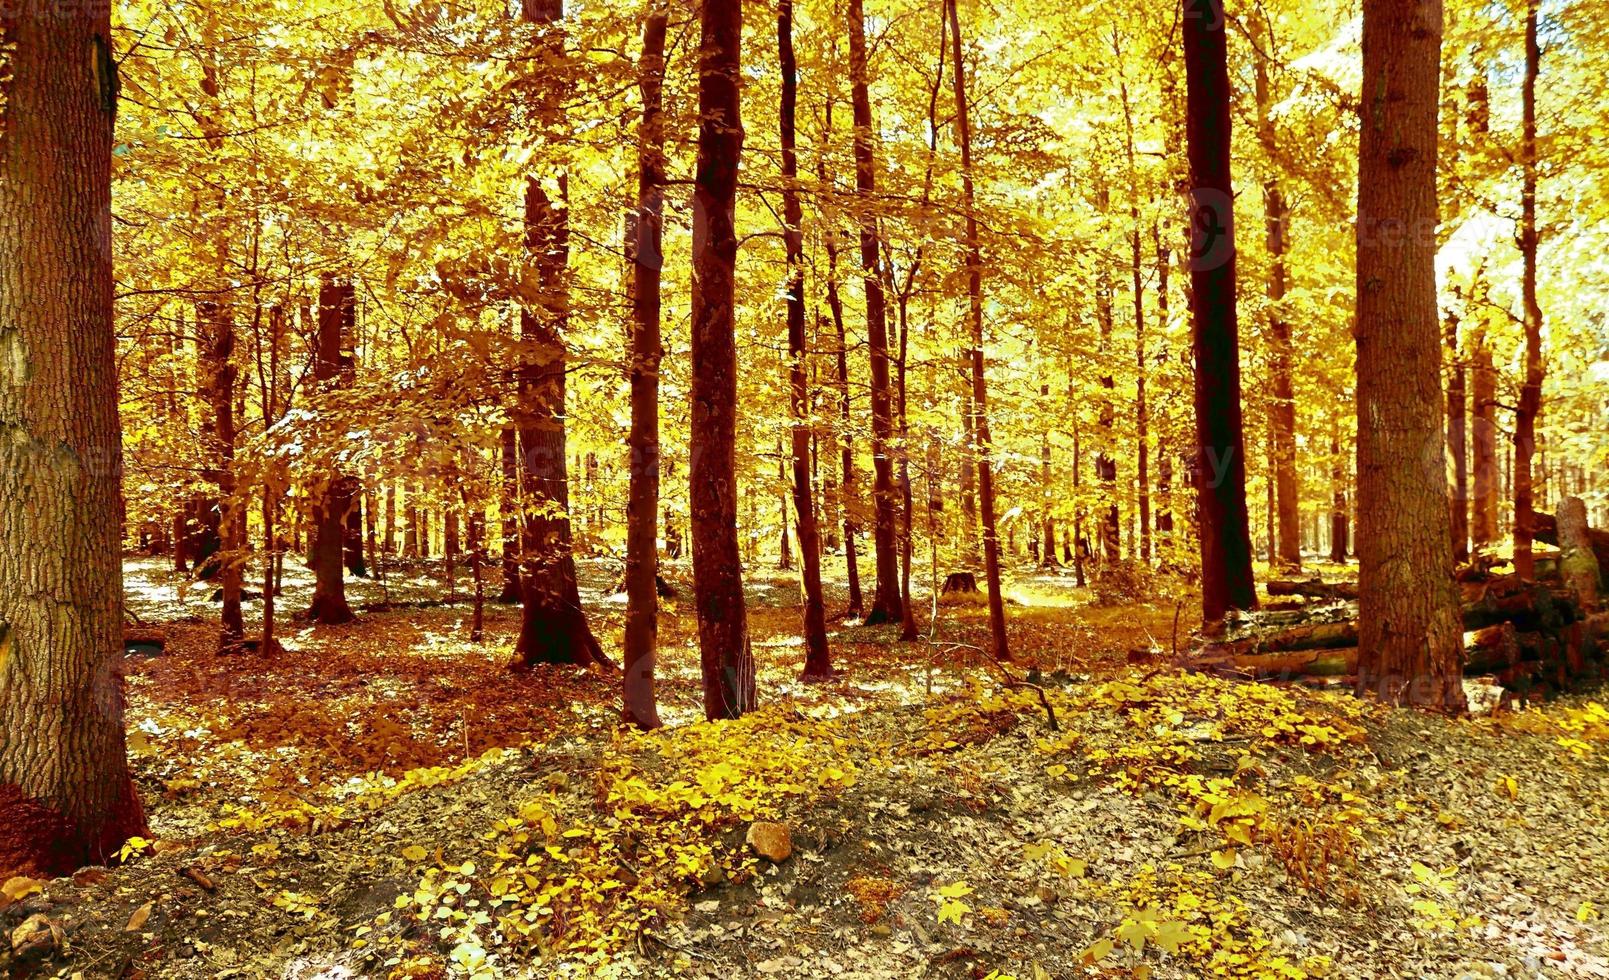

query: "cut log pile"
xmin=1197 ymin=497 xmax=1608 ymax=697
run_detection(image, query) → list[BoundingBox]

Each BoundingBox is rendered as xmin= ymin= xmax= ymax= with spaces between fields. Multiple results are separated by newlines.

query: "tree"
xmin=847 ymin=0 xmax=905 ymax=627
xmin=1181 ymin=0 xmax=1257 ymax=624
xmin=947 ymin=0 xmax=1010 ymax=662
xmin=780 ymin=0 xmax=833 ymax=679
xmin=1513 ymin=0 xmax=1544 ymax=580
xmin=1250 ymin=9 xmax=1301 ymax=571
xmin=510 ymin=0 xmax=607 ymax=670
xmin=623 ymin=0 xmax=669 ymax=730
xmin=690 ymin=0 xmax=755 ymax=720
xmin=307 ymin=279 xmax=356 ymax=625
xmin=0 ymin=0 xmax=148 ymax=877
xmin=1353 ymin=0 xmax=1466 ymax=710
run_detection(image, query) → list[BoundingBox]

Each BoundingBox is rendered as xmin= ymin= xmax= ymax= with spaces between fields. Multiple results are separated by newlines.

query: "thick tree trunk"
xmin=0 ymin=1 xmax=148 ymax=878
xmin=780 ymin=0 xmax=832 ymax=677
xmin=690 ymin=0 xmax=755 ymax=719
xmin=1353 ymin=0 xmax=1465 ymax=710
xmin=947 ymin=0 xmax=1010 ymax=661
xmin=306 ymin=280 xmax=354 ymax=625
xmin=847 ymin=0 xmax=905 ymax=627
xmin=1181 ymin=0 xmax=1258 ymax=623
xmin=511 ymin=0 xmax=606 ymax=670
xmin=622 ymin=1 xmax=669 ymax=728
xmin=1513 ymin=0 xmax=1543 ymax=581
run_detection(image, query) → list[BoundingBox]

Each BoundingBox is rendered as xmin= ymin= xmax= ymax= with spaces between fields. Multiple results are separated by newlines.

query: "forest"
xmin=2 ymin=0 xmax=1609 ymax=976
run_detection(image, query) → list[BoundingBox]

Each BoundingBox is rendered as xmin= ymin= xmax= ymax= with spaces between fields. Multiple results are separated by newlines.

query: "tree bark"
xmin=816 ymin=107 xmax=863 ymax=619
xmin=1513 ymin=0 xmax=1543 ymax=580
xmin=306 ymin=280 xmax=355 ymax=625
xmin=946 ymin=0 xmax=1010 ymax=662
xmin=1251 ymin=14 xmax=1301 ymax=571
xmin=198 ymin=300 xmax=247 ymax=646
xmin=0 ymin=0 xmax=148 ymax=878
xmin=1558 ymin=497 xmax=1600 ymax=610
xmin=1353 ymin=0 xmax=1465 ymax=710
xmin=779 ymin=0 xmax=832 ymax=677
xmin=847 ymin=0 xmax=905 ymax=626
xmin=497 ymin=426 xmax=521 ymax=600
xmin=1181 ymin=0 xmax=1258 ymax=622
xmin=511 ymin=0 xmax=606 ymax=670
xmin=690 ymin=0 xmax=755 ymax=719
xmin=1445 ymin=292 xmax=1469 ymax=563
xmin=622 ymin=1 xmax=669 ymax=728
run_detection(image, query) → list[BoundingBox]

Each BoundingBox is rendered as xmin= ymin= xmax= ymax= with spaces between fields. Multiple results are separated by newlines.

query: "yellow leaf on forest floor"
xmin=125 ymin=902 xmax=153 ymax=932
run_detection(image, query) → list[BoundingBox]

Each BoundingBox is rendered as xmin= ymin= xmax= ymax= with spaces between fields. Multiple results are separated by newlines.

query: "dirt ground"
xmin=4 ymin=555 xmax=1609 ymax=979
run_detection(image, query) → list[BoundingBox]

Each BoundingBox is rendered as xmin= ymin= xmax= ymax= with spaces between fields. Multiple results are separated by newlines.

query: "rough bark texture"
xmin=947 ymin=0 xmax=1010 ymax=662
xmin=1182 ymin=0 xmax=1258 ymax=623
xmin=623 ymin=2 xmax=668 ymax=729
xmin=511 ymin=0 xmax=606 ymax=670
xmin=306 ymin=280 xmax=355 ymax=625
xmin=1557 ymin=498 xmax=1600 ymax=610
xmin=690 ymin=0 xmax=755 ymax=719
xmin=1353 ymin=0 xmax=1466 ymax=710
xmin=0 ymin=0 xmax=148 ymax=878
xmin=780 ymin=0 xmax=833 ymax=679
xmin=847 ymin=0 xmax=905 ymax=627
xmin=1513 ymin=0 xmax=1543 ymax=581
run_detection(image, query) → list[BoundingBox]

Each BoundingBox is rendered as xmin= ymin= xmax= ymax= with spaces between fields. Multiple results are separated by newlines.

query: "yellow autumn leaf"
xmin=937 ymin=899 xmax=971 ymax=925
xmin=401 ymin=844 xmax=427 ymax=862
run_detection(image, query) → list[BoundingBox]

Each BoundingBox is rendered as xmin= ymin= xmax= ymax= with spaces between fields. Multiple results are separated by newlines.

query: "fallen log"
xmin=1265 ymin=578 xmax=1359 ymax=602
xmin=1462 ymin=583 xmax=1582 ymax=632
xmin=1534 ymin=510 xmax=1609 ymax=578
xmin=1204 ymin=624 xmax=1525 ymax=679
xmin=1211 ymin=619 xmax=1358 ymax=657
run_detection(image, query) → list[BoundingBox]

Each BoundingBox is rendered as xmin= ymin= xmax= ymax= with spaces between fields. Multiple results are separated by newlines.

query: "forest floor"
xmin=5 ymin=555 xmax=1609 ymax=979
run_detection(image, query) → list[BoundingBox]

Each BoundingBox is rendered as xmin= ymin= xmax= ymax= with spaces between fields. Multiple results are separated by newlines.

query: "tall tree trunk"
xmin=1182 ymin=0 xmax=1258 ymax=623
xmin=199 ymin=300 xmax=247 ymax=646
xmin=1040 ymin=385 xmax=1058 ymax=567
xmin=1154 ymin=224 xmax=1175 ymax=553
xmin=847 ymin=0 xmax=904 ymax=626
xmin=1353 ymin=0 xmax=1465 ymax=710
xmin=1445 ymin=293 xmax=1469 ymax=562
xmin=817 ymin=110 xmax=863 ymax=619
xmin=511 ymin=0 xmax=607 ymax=669
xmin=497 ymin=427 xmax=521 ymax=600
xmin=947 ymin=0 xmax=1010 ymax=662
xmin=1471 ymin=330 xmax=1498 ymax=548
xmin=307 ymin=280 xmax=354 ymax=625
xmin=1096 ymin=224 xmax=1120 ymax=563
xmin=1329 ymin=422 xmax=1349 ymax=562
xmin=1119 ymin=80 xmax=1152 ymax=564
xmin=623 ymin=1 xmax=668 ymax=728
xmin=1252 ymin=14 xmax=1301 ymax=571
xmin=691 ymin=0 xmax=755 ymax=719
xmin=0 ymin=0 xmax=148 ymax=877
xmin=1513 ymin=0 xmax=1543 ymax=580
xmin=779 ymin=0 xmax=833 ymax=676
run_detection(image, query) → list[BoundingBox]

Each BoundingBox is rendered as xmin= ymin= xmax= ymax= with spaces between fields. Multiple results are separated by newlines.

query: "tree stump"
xmin=1558 ymin=496 xmax=1600 ymax=609
xmin=941 ymin=572 xmax=979 ymax=594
